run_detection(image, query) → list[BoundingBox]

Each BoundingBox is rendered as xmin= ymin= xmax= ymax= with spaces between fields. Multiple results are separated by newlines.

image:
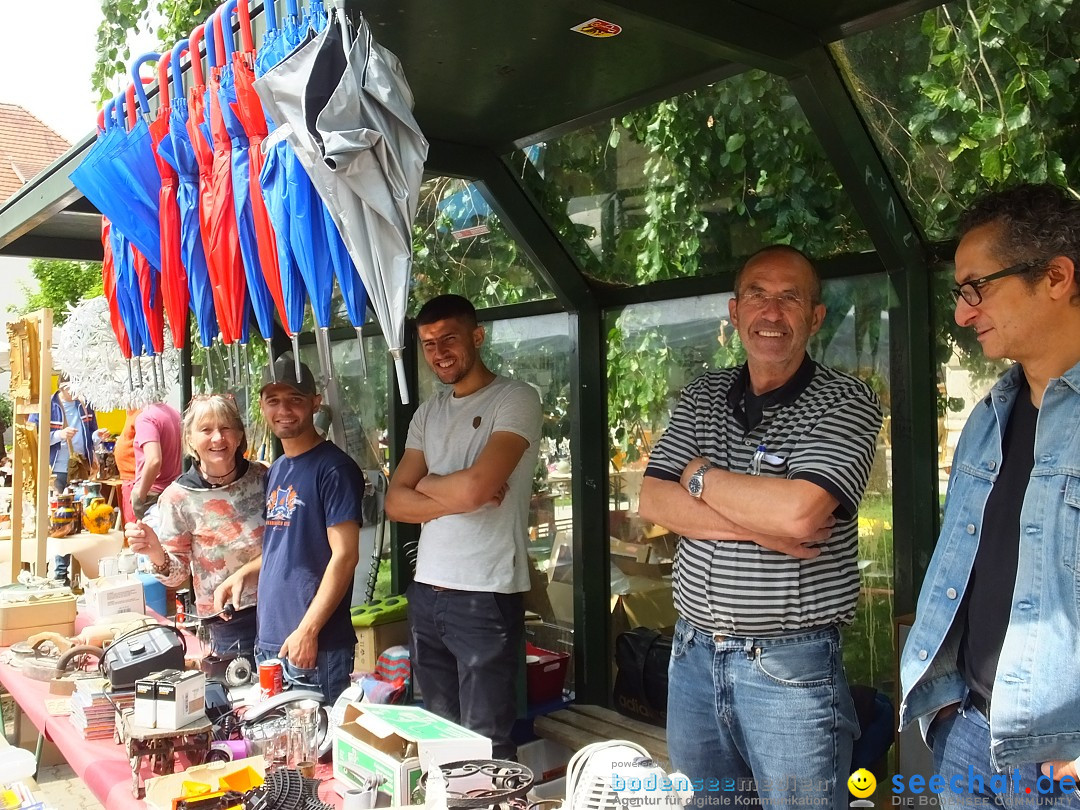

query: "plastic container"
xmin=136 ymin=572 xmax=168 ymax=616
xmin=0 ymin=746 xmax=36 ymax=783
xmin=525 ymin=642 xmax=571 ymax=704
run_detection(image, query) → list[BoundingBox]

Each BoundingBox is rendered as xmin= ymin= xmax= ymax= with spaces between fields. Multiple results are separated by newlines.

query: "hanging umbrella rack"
xmin=72 ymin=0 xmax=428 ymax=421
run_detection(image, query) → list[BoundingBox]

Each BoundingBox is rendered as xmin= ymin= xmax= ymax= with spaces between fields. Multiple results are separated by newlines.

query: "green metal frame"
xmin=0 ymin=0 xmax=968 ymax=707
xmin=791 ymin=48 xmax=939 ymax=613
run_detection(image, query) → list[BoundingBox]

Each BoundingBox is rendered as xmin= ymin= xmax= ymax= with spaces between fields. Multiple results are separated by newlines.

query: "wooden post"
xmin=32 ymin=309 xmax=52 ymax=577
xmin=6 ymin=308 xmax=53 ymax=583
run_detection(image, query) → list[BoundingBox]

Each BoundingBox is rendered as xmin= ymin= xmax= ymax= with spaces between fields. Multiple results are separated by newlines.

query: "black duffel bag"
xmin=612 ymin=627 xmax=672 ymax=727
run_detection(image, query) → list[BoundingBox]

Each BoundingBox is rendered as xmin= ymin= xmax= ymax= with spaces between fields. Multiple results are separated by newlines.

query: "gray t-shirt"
xmin=406 ymin=376 xmax=542 ymax=593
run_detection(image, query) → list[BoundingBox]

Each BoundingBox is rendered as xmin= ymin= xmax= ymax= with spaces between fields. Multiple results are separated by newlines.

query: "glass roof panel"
xmin=832 ymin=0 xmax=1080 ymax=242
xmin=506 ymin=70 xmax=873 ymax=288
xmin=409 ymin=175 xmax=554 ymax=313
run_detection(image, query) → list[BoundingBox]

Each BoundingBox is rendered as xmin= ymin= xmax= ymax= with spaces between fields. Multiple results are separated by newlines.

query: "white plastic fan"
xmin=563 ymin=740 xmax=692 ymax=810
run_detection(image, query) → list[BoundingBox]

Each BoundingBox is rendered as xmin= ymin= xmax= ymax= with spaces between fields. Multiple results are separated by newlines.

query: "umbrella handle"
xmin=123 ymin=77 xmax=154 ymax=130
xmin=96 ymin=107 xmax=105 ymax=134
xmin=123 ymin=84 xmax=135 ymax=129
xmin=220 ymin=0 xmax=239 ymax=61
xmin=102 ymin=97 xmax=118 ymax=132
xmin=131 ymin=52 xmax=163 ymax=119
xmin=156 ymin=50 xmax=172 ymax=108
xmin=189 ymin=25 xmax=206 ymax=85
xmin=262 ymin=0 xmax=278 ymax=33
xmin=171 ymin=39 xmax=190 ymax=101
xmin=285 ymin=0 xmax=299 ymax=20
xmin=206 ymin=16 xmax=218 ymax=70
xmin=211 ymin=9 xmax=226 ymax=67
xmin=236 ymin=0 xmax=255 ymax=55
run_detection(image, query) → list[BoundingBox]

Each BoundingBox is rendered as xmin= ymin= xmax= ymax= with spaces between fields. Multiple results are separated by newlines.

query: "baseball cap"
xmin=260 ymin=355 xmax=317 ymax=396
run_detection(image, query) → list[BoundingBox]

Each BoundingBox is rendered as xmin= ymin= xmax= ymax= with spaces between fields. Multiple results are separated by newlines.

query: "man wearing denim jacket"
xmin=900 ymin=184 xmax=1080 ymax=807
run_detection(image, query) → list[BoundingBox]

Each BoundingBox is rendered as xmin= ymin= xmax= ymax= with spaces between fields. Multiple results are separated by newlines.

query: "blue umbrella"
xmin=71 ymin=88 xmax=163 ymax=273
xmin=157 ymin=37 xmax=220 ymax=352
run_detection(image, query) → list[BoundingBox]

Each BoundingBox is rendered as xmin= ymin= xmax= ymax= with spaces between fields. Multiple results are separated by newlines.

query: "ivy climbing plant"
xmin=94 ymin=0 xmax=216 ymax=102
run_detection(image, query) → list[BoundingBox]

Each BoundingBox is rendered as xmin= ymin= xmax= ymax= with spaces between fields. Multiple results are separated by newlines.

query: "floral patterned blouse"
xmin=151 ymin=461 xmax=267 ymax=616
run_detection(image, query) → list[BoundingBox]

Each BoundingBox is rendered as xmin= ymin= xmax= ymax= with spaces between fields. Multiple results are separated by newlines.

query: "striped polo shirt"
xmin=645 ymin=355 xmax=882 ymax=637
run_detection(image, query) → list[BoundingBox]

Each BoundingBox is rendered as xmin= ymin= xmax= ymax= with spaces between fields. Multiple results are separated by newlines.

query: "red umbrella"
xmin=144 ymin=51 xmax=188 ymax=349
xmin=234 ymin=0 xmax=288 ymax=335
xmin=187 ymin=23 xmax=236 ymax=346
xmin=206 ymin=8 xmax=248 ymax=346
xmin=125 ymin=81 xmax=166 ymax=360
xmin=101 ymin=213 xmax=133 ymax=370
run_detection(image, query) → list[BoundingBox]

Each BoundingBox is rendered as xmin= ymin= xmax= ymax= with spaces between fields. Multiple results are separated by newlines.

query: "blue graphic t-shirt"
xmin=257 ymin=440 xmax=366 ymax=652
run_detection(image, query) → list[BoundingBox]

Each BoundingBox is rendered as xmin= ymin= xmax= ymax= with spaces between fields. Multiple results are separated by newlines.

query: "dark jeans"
xmin=206 ymin=607 xmax=257 ymax=658
xmin=52 ymin=470 xmax=71 ymax=582
xmin=407 ymin=581 xmax=523 ymax=760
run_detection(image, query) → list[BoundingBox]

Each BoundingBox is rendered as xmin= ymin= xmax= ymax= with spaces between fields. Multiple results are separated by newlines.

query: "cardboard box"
xmin=610 ymin=581 xmax=678 ymax=639
xmin=333 ymin=703 xmax=491 ymax=805
xmin=155 ymin=669 xmax=206 ymax=730
xmin=143 ymin=755 xmax=266 ymax=810
xmin=354 ymin=619 xmax=411 ymax=673
xmin=83 ymin=576 xmax=145 ymax=621
xmin=133 ymin=671 xmax=171 ymax=729
xmin=545 ymin=581 xmax=574 ymax=626
xmin=0 ymin=587 xmax=77 ymax=644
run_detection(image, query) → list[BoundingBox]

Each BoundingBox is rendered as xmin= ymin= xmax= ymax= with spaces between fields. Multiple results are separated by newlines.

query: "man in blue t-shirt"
xmin=216 ymin=356 xmax=364 ymax=703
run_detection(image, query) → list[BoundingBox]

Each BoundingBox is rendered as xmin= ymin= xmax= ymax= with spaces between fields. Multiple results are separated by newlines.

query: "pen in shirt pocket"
xmin=748 ymin=444 xmax=785 ymax=475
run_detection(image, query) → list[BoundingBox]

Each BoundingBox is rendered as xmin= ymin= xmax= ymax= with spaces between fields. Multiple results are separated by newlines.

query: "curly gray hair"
xmin=958 ymin=183 xmax=1080 ymax=300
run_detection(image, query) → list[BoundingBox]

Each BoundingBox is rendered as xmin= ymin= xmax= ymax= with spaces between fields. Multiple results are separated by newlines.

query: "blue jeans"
xmin=666 ymin=619 xmax=858 ymax=806
xmin=930 ymin=696 xmax=1080 ymax=808
xmin=207 ymin=607 xmax=257 ymax=658
xmin=407 ymin=582 xmax=523 ymax=760
xmin=255 ymin=644 xmax=354 ymax=705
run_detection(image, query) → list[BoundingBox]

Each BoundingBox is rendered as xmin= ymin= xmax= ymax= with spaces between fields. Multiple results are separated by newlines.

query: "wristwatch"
xmin=687 ymin=463 xmax=710 ymax=499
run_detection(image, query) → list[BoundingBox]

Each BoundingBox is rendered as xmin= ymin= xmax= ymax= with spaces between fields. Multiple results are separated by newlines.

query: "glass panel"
xmin=932 ymin=266 xmax=1009 ymax=515
xmin=409 ymin=176 xmax=555 ymax=311
xmin=833 ymin=0 xmax=1080 ymax=241
xmin=416 ymin=312 xmax=576 ymax=690
xmin=507 ymin=70 xmax=873 ymax=288
xmin=293 ymin=336 xmax=392 ymax=603
xmin=607 ymin=273 xmax=894 ymax=690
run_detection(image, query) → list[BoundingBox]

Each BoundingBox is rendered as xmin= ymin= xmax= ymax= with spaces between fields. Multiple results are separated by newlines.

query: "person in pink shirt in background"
xmin=132 ymin=401 xmax=182 ymax=519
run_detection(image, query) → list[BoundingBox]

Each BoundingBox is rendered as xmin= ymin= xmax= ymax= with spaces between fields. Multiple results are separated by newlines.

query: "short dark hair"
xmin=416 ymin=294 xmax=478 ymax=329
xmin=958 ymin=183 xmax=1080 ymax=296
xmin=735 ymin=245 xmax=822 ymax=304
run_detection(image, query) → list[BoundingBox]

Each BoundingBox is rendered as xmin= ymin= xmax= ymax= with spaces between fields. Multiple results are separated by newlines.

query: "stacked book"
xmin=68 ymin=677 xmax=134 ymax=741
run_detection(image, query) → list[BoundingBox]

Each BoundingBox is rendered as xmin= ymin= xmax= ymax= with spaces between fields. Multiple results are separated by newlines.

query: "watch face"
xmin=688 ymin=476 xmax=703 ymax=497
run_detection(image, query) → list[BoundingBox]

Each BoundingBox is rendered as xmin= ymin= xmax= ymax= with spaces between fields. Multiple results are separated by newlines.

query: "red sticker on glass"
xmin=571 ymin=18 xmax=622 ymax=38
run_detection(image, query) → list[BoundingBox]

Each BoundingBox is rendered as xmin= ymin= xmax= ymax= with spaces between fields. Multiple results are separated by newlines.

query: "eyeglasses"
xmin=736 ymin=290 xmax=808 ymax=310
xmin=951 ymin=261 xmax=1040 ymax=306
xmin=187 ymin=392 xmax=236 ymax=407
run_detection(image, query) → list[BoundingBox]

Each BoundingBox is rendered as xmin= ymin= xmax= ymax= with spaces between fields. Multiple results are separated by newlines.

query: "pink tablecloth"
xmin=0 ymin=657 xmax=142 ymax=810
xmin=0 ymin=655 xmax=345 ymax=808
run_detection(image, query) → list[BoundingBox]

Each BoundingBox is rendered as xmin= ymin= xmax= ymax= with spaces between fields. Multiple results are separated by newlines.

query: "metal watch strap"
xmin=688 ymin=463 xmax=710 ymax=498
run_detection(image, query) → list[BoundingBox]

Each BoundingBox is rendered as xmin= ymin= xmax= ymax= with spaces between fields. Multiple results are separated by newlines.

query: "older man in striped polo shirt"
xmin=639 ymin=245 xmax=882 ymax=807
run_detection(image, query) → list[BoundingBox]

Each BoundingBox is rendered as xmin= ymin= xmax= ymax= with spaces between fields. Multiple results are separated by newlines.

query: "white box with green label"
xmin=333 ymin=703 xmax=492 ymax=804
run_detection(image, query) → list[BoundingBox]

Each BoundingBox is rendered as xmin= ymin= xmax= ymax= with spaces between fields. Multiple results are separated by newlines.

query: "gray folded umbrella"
xmin=254 ymin=9 xmax=428 ymax=405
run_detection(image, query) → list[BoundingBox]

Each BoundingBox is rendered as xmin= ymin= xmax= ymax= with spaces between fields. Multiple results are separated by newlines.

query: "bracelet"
xmin=151 ymin=557 xmax=170 ymax=575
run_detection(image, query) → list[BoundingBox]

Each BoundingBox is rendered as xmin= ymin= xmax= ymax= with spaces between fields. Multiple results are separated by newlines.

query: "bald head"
xmin=735 ymin=245 xmax=821 ymax=305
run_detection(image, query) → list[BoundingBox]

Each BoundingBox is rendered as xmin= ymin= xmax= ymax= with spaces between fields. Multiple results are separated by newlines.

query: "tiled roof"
xmin=0 ymin=103 xmax=71 ymax=205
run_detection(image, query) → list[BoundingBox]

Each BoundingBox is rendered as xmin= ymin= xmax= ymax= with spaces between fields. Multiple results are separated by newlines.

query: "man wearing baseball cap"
xmin=215 ymin=354 xmax=365 ymax=702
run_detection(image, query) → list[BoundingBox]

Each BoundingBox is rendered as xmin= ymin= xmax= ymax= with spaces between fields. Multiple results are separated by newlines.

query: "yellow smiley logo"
xmin=848 ymin=768 xmax=877 ymax=798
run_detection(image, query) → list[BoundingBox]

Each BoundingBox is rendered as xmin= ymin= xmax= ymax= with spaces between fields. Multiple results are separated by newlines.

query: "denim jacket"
xmin=899 ymin=361 xmax=1080 ymax=769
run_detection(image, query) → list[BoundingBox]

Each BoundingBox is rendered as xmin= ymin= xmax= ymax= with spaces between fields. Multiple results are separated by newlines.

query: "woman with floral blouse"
xmin=126 ymin=394 xmax=266 ymax=656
